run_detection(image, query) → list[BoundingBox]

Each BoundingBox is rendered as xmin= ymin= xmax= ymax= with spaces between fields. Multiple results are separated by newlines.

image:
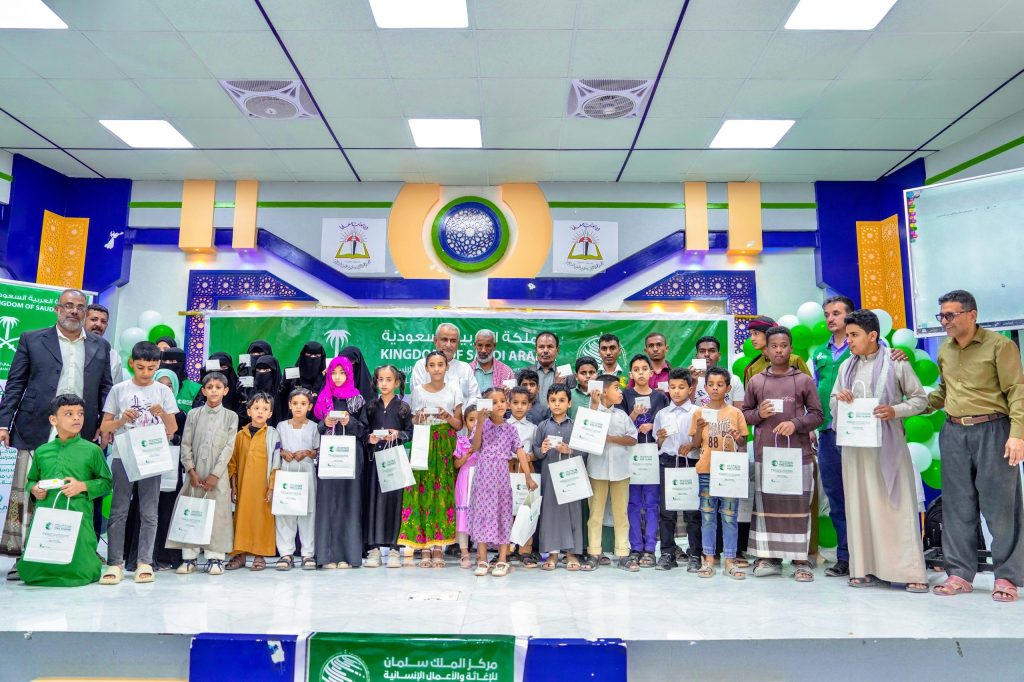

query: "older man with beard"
xmin=468 ymin=329 xmax=514 ymax=393
xmin=410 ymin=322 xmax=480 ymax=398
xmin=84 ymin=303 xmax=123 ymax=384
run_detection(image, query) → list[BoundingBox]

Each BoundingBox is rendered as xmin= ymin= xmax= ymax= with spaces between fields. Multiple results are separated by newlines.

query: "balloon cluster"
xmin=117 ymin=310 xmax=177 ymax=373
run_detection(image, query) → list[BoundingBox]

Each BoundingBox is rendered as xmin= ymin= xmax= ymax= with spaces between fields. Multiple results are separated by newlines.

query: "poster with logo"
xmin=552 ymin=221 xmax=618 ymax=276
xmin=321 ymin=219 xmax=387 ymax=274
xmin=308 ymin=633 xmax=514 ymax=682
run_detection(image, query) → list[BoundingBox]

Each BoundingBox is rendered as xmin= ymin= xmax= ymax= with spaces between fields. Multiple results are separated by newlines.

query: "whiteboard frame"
xmin=903 ymin=165 xmax=1024 ymax=337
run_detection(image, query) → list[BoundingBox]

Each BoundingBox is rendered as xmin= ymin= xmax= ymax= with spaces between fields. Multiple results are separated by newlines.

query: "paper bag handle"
xmin=773 ymin=433 xmax=792 ymax=448
xmin=851 ymin=380 xmax=868 ymax=399
xmin=48 ymin=489 xmax=73 ymax=511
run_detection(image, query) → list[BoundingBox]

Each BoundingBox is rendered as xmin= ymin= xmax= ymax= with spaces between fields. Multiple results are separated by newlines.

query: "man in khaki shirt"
xmin=927 ymin=289 xmax=1024 ymax=602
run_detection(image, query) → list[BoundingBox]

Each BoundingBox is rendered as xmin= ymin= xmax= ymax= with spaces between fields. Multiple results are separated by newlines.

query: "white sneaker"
xmin=387 ymin=551 xmax=401 ymax=568
xmin=365 ymin=549 xmax=382 ymax=568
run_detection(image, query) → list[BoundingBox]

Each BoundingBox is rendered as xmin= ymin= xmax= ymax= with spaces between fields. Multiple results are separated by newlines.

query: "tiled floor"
xmin=1 ymin=555 xmax=1017 ymax=640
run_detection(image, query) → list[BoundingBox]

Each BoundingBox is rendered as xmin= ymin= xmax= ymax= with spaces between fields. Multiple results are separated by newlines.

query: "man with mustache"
xmin=468 ymin=329 xmax=514 ymax=393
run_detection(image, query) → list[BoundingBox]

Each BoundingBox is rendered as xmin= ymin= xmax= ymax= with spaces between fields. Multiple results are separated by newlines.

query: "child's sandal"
xmin=459 ymin=556 xmax=473 ymax=569
xmin=276 ymin=556 xmax=293 ymax=571
xmin=225 ymin=555 xmax=247 ymax=571
xmin=566 ymin=556 xmax=581 ymax=572
xmin=492 ymin=562 xmax=510 ymax=577
xmin=474 ymin=562 xmax=490 ymax=577
xmin=99 ymin=565 xmax=123 ymax=585
xmin=541 ymin=555 xmax=559 ymax=571
xmin=697 ymin=561 xmax=716 ymax=578
xmin=134 ymin=563 xmax=155 ymax=583
xmin=301 ymin=557 xmax=317 ymax=570
xmin=725 ymin=560 xmax=746 ymax=580
xmin=251 ymin=557 xmax=266 ymax=571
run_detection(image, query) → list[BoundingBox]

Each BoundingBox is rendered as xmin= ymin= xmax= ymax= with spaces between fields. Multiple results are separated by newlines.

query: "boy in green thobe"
xmin=18 ymin=394 xmax=112 ymax=587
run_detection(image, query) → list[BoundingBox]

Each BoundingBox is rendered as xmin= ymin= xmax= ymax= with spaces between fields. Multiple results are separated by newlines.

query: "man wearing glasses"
xmin=928 ymin=290 xmax=1024 ymax=602
xmin=0 ymin=289 xmax=113 ymax=580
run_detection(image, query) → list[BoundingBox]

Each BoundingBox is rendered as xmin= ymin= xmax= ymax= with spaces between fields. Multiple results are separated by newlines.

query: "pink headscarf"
xmin=313 ymin=355 xmax=359 ymax=420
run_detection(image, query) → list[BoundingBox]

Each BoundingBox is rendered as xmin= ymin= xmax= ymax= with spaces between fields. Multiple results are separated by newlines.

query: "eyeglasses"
xmin=58 ymin=303 xmax=87 ymax=313
xmin=935 ymin=311 xmax=970 ymax=323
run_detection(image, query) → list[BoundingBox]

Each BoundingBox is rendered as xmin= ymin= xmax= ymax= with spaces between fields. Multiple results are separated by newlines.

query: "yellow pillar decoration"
xmin=856 ymin=214 xmax=907 ymax=329
xmin=388 ymin=183 xmax=445 ymax=279
xmin=232 ymin=179 xmax=259 ymax=249
xmin=36 ymin=210 xmax=88 ymax=289
xmin=683 ymin=181 xmax=708 ymax=251
xmin=489 ymin=183 xmax=552 ymax=278
xmin=727 ymin=182 xmax=762 ymax=255
xmin=179 ymin=179 xmax=216 ymax=252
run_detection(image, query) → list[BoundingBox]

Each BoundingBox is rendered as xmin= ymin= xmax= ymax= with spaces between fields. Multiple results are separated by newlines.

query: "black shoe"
xmin=825 ymin=560 xmax=849 ymax=577
xmin=656 ymin=553 xmax=677 ymax=571
xmin=672 ymin=545 xmax=687 ymax=561
xmin=6 ymin=567 xmax=19 ymax=581
xmin=686 ymin=554 xmax=702 ymax=573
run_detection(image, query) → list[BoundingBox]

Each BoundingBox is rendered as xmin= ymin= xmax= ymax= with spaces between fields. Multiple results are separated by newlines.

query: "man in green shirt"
xmin=928 ymin=290 xmax=1024 ymax=602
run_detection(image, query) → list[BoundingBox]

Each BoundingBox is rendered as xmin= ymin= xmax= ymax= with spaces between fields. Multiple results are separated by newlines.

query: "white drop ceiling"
xmin=0 ymin=0 xmax=1021 ymax=183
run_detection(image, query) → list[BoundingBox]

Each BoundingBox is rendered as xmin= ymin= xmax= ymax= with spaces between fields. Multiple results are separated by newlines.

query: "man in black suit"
xmin=0 ymin=288 xmax=113 ymax=579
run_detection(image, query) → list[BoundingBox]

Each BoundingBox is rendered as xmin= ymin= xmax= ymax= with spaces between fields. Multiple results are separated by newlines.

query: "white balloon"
xmin=137 ymin=310 xmax=163 ymax=331
xmin=891 ymin=327 xmax=917 ymax=348
xmin=913 ymin=348 xmax=932 ymax=364
xmin=872 ymin=309 xmax=894 ymax=338
xmin=925 ymin=433 xmax=941 ymax=460
xmin=909 ymin=442 xmax=932 ymax=473
xmin=119 ymin=326 xmax=148 ymax=351
xmin=778 ymin=314 xmax=800 ymax=329
xmin=797 ymin=301 xmax=824 ymax=327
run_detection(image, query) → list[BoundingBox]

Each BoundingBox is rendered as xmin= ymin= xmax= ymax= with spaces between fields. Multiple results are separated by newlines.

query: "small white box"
xmin=661 ymin=422 xmax=678 ymax=437
xmin=547 ymin=435 xmax=563 ymax=446
xmin=329 ymin=410 xmax=348 ymax=420
xmin=502 ymin=379 xmax=516 ymax=389
xmin=691 ymin=358 xmax=707 ymax=370
xmin=284 ymin=367 xmax=300 ymax=380
xmin=238 ymin=353 xmax=251 ymax=366
xmin=657 ymin=381 xmax=669 ymax=392
xmin=556 ymin=363 xmax=573 ymax=376
xmin=38 ymin=478 xmax=65 ymax=491
xmin=475 ymin=398 xmax=493 ymax=412
xmin=701 ymin=408 xmax=719 ymax=424
xmin=769 ymin=399 xmax=784 ymax=414
xmin=205 ymin=359 xmax=222 ymax=371
xmin=372 ymin=429 xmax=390 ymax=437
xmin=635 ymin=396 xmax=651 ymax=410
xmin=239 ymin=376 xmax=254 ymax=388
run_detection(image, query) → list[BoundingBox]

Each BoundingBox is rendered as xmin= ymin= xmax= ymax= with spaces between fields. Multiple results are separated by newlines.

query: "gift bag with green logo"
xmin=629 ymin=442 xmax=659 ymax=484
xmin=375 ymin=444 xmax=415 ymax=493
xmin=664 ymin=459 xmax=699 ymax=511
xmin=548 ymin=455 xmax=593 ymax=504
xmin=762 ymin=434 xmax=803 ymax=496
xmin=710 ymin=436 xmax=747 ymax=498
xmin=569 ymin=407 xmax=611 ymax=455
xmin=272 ymin=463 xmax=311 ymax=516
xmin=116 ymin=424 xmax=174 ymax=482
xmin=22 ymin=492 xmax=81 ymax=565
xmin=167 ymin=490 xmax=215 ymax=545
xmin=318 ymin=435 xmax=356 ymax=479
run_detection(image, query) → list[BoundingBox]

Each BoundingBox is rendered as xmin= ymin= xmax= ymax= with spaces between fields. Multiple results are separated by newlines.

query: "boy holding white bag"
xmin=99 ymin=341 xmax=179 ymax=585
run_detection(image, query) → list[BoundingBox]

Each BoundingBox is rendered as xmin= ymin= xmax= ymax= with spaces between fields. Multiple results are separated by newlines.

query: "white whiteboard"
xmin=905 ymin=166 xmax=1024 ymax=336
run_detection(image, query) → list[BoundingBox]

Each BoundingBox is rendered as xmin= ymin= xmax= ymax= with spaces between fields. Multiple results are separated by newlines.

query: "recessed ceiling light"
xmin=99 ymin=120 xmax=193 ymax=149
xmin=408 ymin=119 xmax=481 ymax=148
xmin=0 ymin=0 xmax=67 ymax=29
xmin=785 ymin=0 xmax=898 ymax=30
xmin=709 ymin=120 xmax=795 ymax=149
xmin=369 ymin=0 xmax=468 ymax=28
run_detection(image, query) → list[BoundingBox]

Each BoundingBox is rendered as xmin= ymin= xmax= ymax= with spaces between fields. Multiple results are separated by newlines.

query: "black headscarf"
xmin=248 ymin=340 xmax=273 ymax=357
xmin=339 ymin=346 xmax=375 ymax=404
xmin=253 ymin=354 xmax=282 ymax=395
xmin=160 ymin=347 xmax=188 ymax=383
xmin=155 ymin=336 xmax=177 ymax=348
xmin=195 ymin=351 xmax=240 ymax=411
xmin=297 ymin=341 xmax=326 ymax=385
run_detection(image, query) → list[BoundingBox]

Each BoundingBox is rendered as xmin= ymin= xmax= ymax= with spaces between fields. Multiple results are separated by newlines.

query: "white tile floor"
xmin=1 ymin=555 xmax=1017 ymax=640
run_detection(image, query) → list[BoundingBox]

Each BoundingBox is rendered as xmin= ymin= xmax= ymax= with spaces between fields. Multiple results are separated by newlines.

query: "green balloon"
xmin=921 ymin=460 xmax=942 ymax=489
xmin=811 ymin=320 xmax=830 ymax=345
xmin=791 ymin=324 xmax=812 ymax=349
xmin=742 ymin=337 xmax=759 ymax=358
xmin=147 ymin=324 xmax=176 ymax=344
xmin=732 ymin=355 xmax=752 ymax=379
xmin=915 ymin=359 xmax=939 ymax=385
xmin=904 ymin=415 xmax=934 ymax=443
xmin=929 ymin=409 xmax=946 ymax=431
xmin=818 ymin=515 xmax=838 ymax=548
xmin=896 ymin=346 xmax=916 ymax=362
xmin=101 ymin=493 xmax=112 ymax=519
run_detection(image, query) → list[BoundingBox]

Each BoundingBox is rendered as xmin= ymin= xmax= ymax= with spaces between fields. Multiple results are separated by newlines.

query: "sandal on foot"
xmin=225 ymin=555 xmax=247 ymax=571
xmin=752 ymin=558 xmax=782 ymax=578
xmin=794 ymin=564 xmax=814 ymax=582
xmin=698 ymin=561 xmax=716 ymax=578
xmin=134 ymin=563 xmax=155 ymax=583
xmin=251 ymin=557 xmax=266 ymax=571
xmin=176 ymin=560 xmax=197 ymax=575
xmin=579 ymin=555 xmax=598 ymax=572
xmin=933 ymin=575 xmax=973 ymax=596
xmin=905 ymin=582 xmax=929 ymax=593
xmin=732 ymin=557 xmax=750 ymax=569
xmin=492 ymin=561 xmax=510 ymax=577
xmin=848 ymin=576 xmax=883 ymax=588
xmin=638 ymin=552 xmax=656 ymax=567
xmin=618 ymin=555 xmax=640 ymax=572
xmin=566 ymin=556 xmax=581 ymax=572
xmin=474 ymin=561 xmax=490 ymax=577
xmin=541 ymin=555 xmax=559 ymax=571
xmin=276 ymin=556 xmax=293 ymax=571
xmin=99 ymin=565 xmax=123 ymax=585
xmin=459 ymin=555 xmax=473 ymax=569
xmin=598 ymin=555 xmax=612 ymax=566
xmin=993 ymin=578 xmax=1019 ymax=602
xmin=301 ymin=557 xmax=317 ymax=570
xmin=205 ymin=559 xmax=225 ymax=575
xmin=725 ymin=560 xmax=746 ymax=580
xmin=521 ymin=553 xmax=539 ymax=569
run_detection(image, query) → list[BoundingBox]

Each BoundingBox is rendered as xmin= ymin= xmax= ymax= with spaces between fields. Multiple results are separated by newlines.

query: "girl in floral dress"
xmin=468 ymin=388 xmax=537 ymax=577
xmin=400 ymin=351 xmax=464 ymax=568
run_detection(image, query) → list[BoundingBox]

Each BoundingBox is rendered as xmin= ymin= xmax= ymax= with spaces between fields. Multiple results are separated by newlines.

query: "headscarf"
xmin=160 ymin=347 xmax=188 ymax=383
xmin=296 ymin=341 xmax=327 ymax=385
xmin=314 ymin=355 xmax=359 ymax=420
xmin=248 ymin=340 xmax=273 ymax=357
xmin=203 ymin=351 xmax=238 ymax=389
xmin=253 ymin=354 xmax=282 ymax=395
xmin=339 ymin=346 xmax=375 ymax=404
xmin=154 ymin=368 xmax=180 ymax=397
xmin=155 ymin=336 xmax=177 ymax=348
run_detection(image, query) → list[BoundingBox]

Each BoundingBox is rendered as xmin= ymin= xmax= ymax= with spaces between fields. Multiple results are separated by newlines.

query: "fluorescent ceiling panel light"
xmin=0 ymin=0 xmax=67 ymax=29
xmin=99 ymin=120 xmax=193 ymax=148
xmin=785 ymin=0 xmax=898 ymax=30
xmin=409 ymin=119 xmax=481 ymax=148
xmin=709 ymin=119 xmax=795 ymax=149
xmin=369 ymin=0 xmax=468 ymax=28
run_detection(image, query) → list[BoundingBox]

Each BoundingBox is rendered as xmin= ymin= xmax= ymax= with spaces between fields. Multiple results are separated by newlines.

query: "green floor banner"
xmin=307 ymin=632 xmax=515 ymax=682
xmin=205 ymin=309 xmax=732 ymax=379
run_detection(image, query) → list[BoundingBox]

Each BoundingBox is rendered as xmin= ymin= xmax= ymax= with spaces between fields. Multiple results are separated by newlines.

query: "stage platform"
xmin=1 ymin=554 xmax=1020 ymax=681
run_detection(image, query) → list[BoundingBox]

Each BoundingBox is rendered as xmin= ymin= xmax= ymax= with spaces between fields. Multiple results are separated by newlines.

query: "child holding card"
xmin=274 ymin=388 xmax=319 ymax=571
xmin=507 ymin=385 xmax=540 ymax=565
xmin=18 ymin=395 xmax=112 ymax=587
xmin=534 ymin=384 xmax=584 ymax=571
xmin=653 ymin=367 xmax=698 ymax=571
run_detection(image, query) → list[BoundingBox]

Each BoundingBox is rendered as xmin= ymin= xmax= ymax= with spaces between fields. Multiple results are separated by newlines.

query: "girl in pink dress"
xmin=467 ymin=388 xmax=537 ymax=577
xmin=454 ymin=405 xmax=479 ymax=569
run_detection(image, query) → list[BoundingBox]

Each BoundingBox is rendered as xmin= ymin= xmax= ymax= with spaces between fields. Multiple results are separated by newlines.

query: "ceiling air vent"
xmin=219 ymin=79 xmax=317 ymax=120
xmin=567 ymin=79 xmax=654 ymax=119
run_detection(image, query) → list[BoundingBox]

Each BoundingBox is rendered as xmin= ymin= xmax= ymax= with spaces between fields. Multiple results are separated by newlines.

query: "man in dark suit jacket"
xmin=0 ymin=289 xmax=112 ymax=578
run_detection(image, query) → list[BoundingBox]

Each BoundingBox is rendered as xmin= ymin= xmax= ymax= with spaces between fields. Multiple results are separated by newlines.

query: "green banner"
xmin=307 ymin=632 xmax=515 ymax=682
xmin=206 ymin=309 xmax=731 ymax=379
xmin=0 ymin=279 xmax=73 ymax=383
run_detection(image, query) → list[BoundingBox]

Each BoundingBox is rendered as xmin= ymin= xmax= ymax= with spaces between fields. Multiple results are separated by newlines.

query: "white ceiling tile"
xmin=377 ymin=31 xmax=478 ymax=79
xmin=682 ymin=0 xmax=792 ymax=30
xmin=0 ymin=45 xmax=43 ymax=78
xmin=803 ymin=80 xmax=917 ymax=119
xmin=726 ymin=79 xmax=831 ymax=118
xmin=647 ymin=79 xmax=743 ymax=118
xmin=0 ymin=80 xmax=86 ymax=118
xmin=257 ymin=0 xmax=376 ymax=30
xmin=49 ymin=0 xmax=174 ymax=30
xmin=0 ymin=32 xmax=124 ymax=79
xmin=560 ymin=118 xmax=637 ymax=149
xmin=928 ymin=33 xmax=1024 ymax=81
xmin=665 ymin=31 xmax=773 ymax=78
xmin=181 ymin=31 xmax=294 ymax=79
xmin=15 ymin=149 xmax=100 ymax=177
xmin=326 ymin=117 xmax=414 ymax=147
xmin=48 ymin=79 xmax=164 ymax=119
xmin=886 ymin=79 xmax=1004 ymax=118
xmin=345 ymin=149 xmax=422 ymax=179
xmin=248 ymin=118 xmax=335 ymax=148
xmin=0 ymin=114 xmax=51 ymax=147
xmin=576 ymin=0 xmax=685 ymax=29
xmin=204 ymin=150 xmax=293 ymax=179
xmin=485 ymin=150 xmax=558 ymax=183
xmin=274 ymin=150 xmax=355 ymax=178
xmin=878 ymin=0 xmax=1009 ymax=32
xmin=928 ymin=117 xmax=1002 ymax=150
xmin=416 ymin=150 xmax=491 ymax=184
xmin=618 ymin=150 xmax=702 ymax=182
xmin=85 ymin=31 xmax=211 ymax=79
xmin=572 ymin=30 xmax=671 ymax=78
xmin=170 ymin=118 xmax=265 ymax=148
xmin=135 ymin=79 xmax=243 ymax=118
xmin=838 ymin=32 xmax=969 ymax=80
xmin=75 ymin=149 xmax=226 ymax=179
xmin=473 ymin=0 xmax=576 ymax=29
xmin=392 ymin=79 xmax=480 ymax=117
xmin=307 ymin=79 xmax=403 ymax=118
xmin=481 ymin=78 xmax=569 ymax=118
xmin=635 ymin=118 xmax=721 ymax=148
xmin=153 ymin=0 xmax=268 ymax=31
xmin=277 ymin=31 xmax=389 ymax=79
xmin=483 ymin=118 xmax=562 ymax=148
xmin=749 ymin=32 xmax=870 ymax=80
xmin=478 ymin=30 xmax=573 ymax=78
xmin=980 ymin=1 xmax=1024 ymax=30
xmin=965 ymin=77 xmax=1024 ymax=120
xmin=838 ymin=118 xmax=948 ymax=149
xmin=552 ymin=151 xmax=624 ymax=180
xmin=778 ymin=118 xmax=891 ymax=148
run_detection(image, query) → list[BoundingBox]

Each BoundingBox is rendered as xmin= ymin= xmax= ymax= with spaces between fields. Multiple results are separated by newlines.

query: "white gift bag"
xmin=836 ymin=398 xmax=882 ymax=448
xmin=409 ymin=424 xmax=431 ymax=470
xmin=375 ymin=444 xmax=416 ymax=493
xmin=160 ymin=446 xmax=181 ymax=492
xmin=117 ymin=424 xmax=175 ymax=482
xmin=22 ymin=493 xmax=82 ymax=565
xmin=510 ymin=472 xmax=541 ymax=513
xmin=710 ymin=437 xmax=748 ymax=498
xmin=762 ymin=435 xmax=803 ymax=495
xmin=548 ymin=455 xmax=593 ymax=504
xmin=510 ymin=493 xmax=543 ymax=547
xmin=272 ymin=466 xmax=311 ymax=516
xmin=167 ymin=492 xmax=216 ymax=546
xmin=318 ymin=434 xmax=356 ymax=479
xmin=629 ymin=442 xmax=659 ymax=484
xmin=568 ymin=407 xmax=611 ymax=456
xmin=664 ymin=464 xmax=700 ymax=511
